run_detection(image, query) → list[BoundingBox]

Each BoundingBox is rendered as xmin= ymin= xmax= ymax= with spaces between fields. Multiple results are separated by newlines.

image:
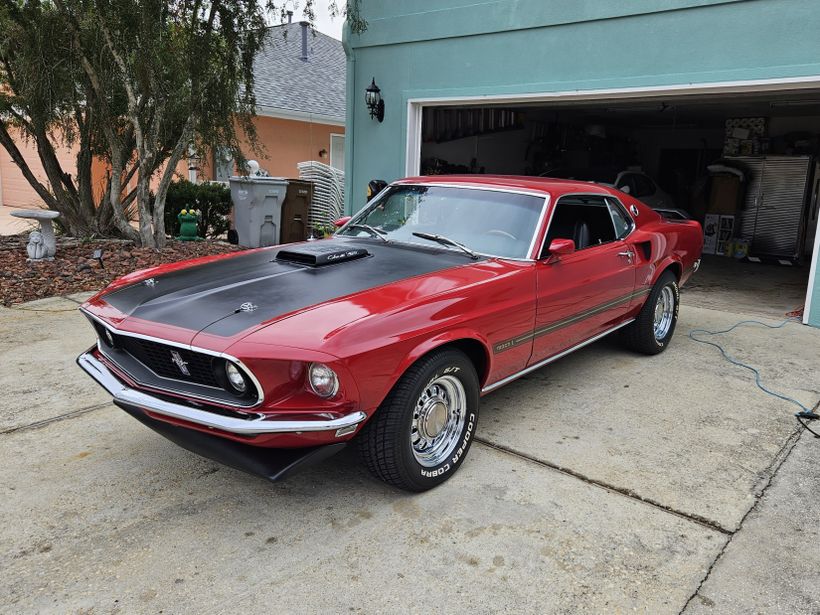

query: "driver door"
xmin=529 ymin=195 xmax=637 ymax=365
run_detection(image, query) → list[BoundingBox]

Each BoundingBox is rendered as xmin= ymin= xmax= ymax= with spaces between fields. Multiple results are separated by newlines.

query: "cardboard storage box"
xmin=708 ymin=175 xmax=741 ymax=215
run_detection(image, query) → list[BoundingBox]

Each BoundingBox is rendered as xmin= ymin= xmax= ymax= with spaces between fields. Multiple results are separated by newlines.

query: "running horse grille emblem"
xmin=169 ymin=350 xmax=191 ymax=376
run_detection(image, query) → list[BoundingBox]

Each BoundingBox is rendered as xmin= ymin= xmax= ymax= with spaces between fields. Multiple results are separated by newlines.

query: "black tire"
xmin=621 ymin=270 xmax=680 ymax=355
xmin=358 ymin=349 xmax=480 ymax=492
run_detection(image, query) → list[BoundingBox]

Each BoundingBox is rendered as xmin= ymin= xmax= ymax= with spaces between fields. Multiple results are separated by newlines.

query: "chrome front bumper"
xmin=77 ymin=350 xmax=367 ymax=436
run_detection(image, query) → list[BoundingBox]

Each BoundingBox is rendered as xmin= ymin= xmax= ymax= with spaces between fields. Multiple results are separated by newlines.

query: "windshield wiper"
xmin=412 ymin=232 xmax=479 ymax=259
xmin=347 ymin=224 xmax=388 ymax=242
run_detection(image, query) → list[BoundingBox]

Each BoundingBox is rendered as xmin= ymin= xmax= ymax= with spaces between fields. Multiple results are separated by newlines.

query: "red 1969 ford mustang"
xmin=78 ymin=176 xmax=702 ymax=491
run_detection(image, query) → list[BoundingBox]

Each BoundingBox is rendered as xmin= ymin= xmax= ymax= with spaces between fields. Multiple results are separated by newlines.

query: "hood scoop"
xmin=275 ymin=243 xmax=370 ymax=267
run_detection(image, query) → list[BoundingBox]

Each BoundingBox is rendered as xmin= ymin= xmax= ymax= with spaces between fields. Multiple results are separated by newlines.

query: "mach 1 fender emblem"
xmin=169 ymin=350 xmax=191 ymax=376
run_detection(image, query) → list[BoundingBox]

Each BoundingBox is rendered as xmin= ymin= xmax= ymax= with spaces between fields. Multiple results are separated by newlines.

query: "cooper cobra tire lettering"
xmin=421 ymin=464 xmax=450 ymax=478
xmin=451 ymin=413 xmax=475 ymax=465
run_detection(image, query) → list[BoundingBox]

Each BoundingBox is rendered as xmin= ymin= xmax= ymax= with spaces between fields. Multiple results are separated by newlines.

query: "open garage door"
xmin=410 ymin=88 xmax=820 ymax=323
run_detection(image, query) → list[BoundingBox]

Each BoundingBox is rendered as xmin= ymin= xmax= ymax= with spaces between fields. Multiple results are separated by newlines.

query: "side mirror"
xmin=333 ymin=216 xmax=352 ymax=228
xmin=619 ymin=184 xmax=632 ymax=195
xmin=547 ymin=238 xmax=575 ymax=256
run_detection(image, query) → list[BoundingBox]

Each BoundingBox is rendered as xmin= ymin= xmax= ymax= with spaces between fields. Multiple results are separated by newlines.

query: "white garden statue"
xmin=11 ymin=209 xmax=60 ymax=260
xmin=26 ymin=230 xmax=47 ymax=260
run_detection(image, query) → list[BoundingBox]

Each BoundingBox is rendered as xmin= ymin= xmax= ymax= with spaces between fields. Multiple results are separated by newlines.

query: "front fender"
xmin=389 ymin=328 xmax=493 ymax=390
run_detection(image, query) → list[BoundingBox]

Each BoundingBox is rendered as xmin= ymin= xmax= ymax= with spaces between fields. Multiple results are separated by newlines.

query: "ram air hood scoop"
xmin=275 ymin=243 xmax=370 ymax=267
xmin=101 ymin=238 xmax=477 ymax=339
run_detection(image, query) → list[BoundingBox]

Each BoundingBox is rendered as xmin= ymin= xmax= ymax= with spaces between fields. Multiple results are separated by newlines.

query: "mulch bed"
xmin=1 ymin=234 xmax=243 ymax=306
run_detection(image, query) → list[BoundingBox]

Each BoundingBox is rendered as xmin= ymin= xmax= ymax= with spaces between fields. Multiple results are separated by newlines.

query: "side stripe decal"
xmin=493 ymin=287 xmax=651 ymax=354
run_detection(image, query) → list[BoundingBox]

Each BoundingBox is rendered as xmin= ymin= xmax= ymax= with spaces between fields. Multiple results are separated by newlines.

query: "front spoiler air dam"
xmin=77 ymin=350 xmax=367 ymax=436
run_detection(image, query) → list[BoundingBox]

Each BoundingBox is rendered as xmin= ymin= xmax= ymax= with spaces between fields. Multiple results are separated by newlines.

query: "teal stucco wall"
xmin=343 ymin=0 xmax=820 ymax=326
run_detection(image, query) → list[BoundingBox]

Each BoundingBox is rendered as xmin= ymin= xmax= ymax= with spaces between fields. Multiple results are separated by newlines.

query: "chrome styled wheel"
xmin=621 ymin=271 xmax=679 ymax=355
xmin=358 ymin=348 xmax=479 ymax=491
xmin=653 ymin=285 xmax=675 ymax=340
xmin=410 ymin=375 xmax=467 ymax=467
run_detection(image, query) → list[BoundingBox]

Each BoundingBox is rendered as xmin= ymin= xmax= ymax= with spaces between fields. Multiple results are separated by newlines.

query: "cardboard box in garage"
xmin=708 ymin=174 xmax=742 ymax=215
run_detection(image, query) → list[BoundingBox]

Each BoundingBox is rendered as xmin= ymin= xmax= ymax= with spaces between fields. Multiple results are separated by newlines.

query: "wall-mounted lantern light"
xmin=365 ymin=78 xmax=385 ymax=123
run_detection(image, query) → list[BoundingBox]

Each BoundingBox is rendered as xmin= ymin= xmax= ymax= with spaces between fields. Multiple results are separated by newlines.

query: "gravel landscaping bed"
xmin=1 ymin=234 xmax=242 ymax=306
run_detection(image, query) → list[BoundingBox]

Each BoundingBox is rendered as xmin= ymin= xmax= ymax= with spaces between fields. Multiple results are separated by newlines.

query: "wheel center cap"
xmin=420 ymin=401 xmax=448 ymax=439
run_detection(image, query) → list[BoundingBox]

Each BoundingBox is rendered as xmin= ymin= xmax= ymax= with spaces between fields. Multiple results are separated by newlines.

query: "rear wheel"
xmin=622 ymin=270 xmax=679 ymax=355
xmin=358 ymin=349 xmax=479 ymax=492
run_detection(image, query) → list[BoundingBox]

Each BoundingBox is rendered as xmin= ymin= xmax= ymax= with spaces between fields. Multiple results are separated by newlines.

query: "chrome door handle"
xmin=618 ymin=251 xmax=633 ymax=262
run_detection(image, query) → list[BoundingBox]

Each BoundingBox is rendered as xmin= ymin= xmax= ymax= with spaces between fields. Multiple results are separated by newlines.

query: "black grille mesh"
xmin=119 ymin=337 xmax=220 ymax=387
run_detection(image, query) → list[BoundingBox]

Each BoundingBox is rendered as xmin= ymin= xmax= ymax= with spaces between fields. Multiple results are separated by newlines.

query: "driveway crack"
xmin=677 ymin=425 xmax=805 ymax=614
xmin=0 ymin=402 xmax=111 ymax=435
xmin=474 ymin=437 xmax=732 ymax=535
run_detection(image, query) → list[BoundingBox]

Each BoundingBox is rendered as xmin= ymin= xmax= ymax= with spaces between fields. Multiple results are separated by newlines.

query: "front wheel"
xmin=358 ymin=349 xmax=479 ymax=492
xmin=621 ymin=270 xmax=680 ymax=355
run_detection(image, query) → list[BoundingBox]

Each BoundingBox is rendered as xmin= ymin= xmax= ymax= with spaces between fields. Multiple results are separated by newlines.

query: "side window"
xmin=607 ymin=199 xmax=633 ymax=239
xmin=542 ymin=196 xmax=617 ymax=257
xmin=633 ymin=174 xmax=656 ymax=198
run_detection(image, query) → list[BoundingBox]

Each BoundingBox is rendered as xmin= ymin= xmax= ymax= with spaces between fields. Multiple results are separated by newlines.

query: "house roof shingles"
xmin=253 ymin=22 xmax=346 ymax=123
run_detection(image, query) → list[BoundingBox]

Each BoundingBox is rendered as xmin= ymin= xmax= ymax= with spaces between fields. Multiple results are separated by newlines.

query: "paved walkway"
xmin=0 ymin=205 xmax=37 ymax=235
xmin=1 ymin=294 xmax=818 ymax=612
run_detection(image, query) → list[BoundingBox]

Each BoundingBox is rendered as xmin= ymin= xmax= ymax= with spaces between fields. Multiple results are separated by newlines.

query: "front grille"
xmin=86 ymin=315 xmax=261 ymax=407
xmin=90 ymin=318 xmax=218 ymax=388
xmin=119 ymin=337 xmax=221 ymax=388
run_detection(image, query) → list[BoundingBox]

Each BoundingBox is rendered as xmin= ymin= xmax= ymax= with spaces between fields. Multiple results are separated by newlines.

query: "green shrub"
xmin=163 ymin=180 xmax=232 ymax=238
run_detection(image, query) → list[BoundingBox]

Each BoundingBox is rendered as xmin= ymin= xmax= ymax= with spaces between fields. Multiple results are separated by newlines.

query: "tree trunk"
xmin=135 ymin=161 xmax=155 ymax=248
xmin=152 ymin=123 xmax=192 ymax=248
xmin=107 ymin=146 xmax=141 ymax=243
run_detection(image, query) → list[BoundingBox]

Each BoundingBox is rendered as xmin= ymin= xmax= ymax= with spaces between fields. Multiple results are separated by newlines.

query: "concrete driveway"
xmin=2 ymin=293 xmax=819 ymax=613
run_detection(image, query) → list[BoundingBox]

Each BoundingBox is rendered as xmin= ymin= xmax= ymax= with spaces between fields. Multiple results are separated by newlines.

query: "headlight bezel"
xmin=307 ymin=362 xmax=340 ymax=399
xmin=224 ymin=360 xmax=249 ymax=394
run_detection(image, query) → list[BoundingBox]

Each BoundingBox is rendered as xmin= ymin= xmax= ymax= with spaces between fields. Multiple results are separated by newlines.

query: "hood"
xmin=101 ymin=238 xmax=478 ymax=342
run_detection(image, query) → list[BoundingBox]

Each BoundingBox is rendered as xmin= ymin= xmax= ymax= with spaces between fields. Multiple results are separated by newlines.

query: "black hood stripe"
xmin=103 ymin=238 xmax=480 ymax=338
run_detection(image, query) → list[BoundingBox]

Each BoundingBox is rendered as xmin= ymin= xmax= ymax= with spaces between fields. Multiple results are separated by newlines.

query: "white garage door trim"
xmin=805 ymin=211 xmax=820 ymax=324
xmin=405 ymin=74 xmax=820 ymax=324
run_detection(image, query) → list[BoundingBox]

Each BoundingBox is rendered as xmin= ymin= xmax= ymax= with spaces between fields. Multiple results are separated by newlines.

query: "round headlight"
xmin=224 ymin=361 xmax=247 ymax=393
xmin=308 ymin=363 xmax=339 ymax=398
xmin=103 ymin=328 xmax=115 ymax=347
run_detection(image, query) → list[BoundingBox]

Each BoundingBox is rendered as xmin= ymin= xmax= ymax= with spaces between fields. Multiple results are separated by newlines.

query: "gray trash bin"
xmin=229 ymin=176 xmax=289 ymax=247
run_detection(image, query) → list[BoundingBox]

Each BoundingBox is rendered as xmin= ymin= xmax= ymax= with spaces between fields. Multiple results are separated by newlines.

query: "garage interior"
xmin=418 ymin=91 xmax=820 ymax=319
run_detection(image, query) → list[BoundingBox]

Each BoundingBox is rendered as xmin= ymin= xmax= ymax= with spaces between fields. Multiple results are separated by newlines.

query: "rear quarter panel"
xmin=630 ymin=213 xmax=703 ymax=292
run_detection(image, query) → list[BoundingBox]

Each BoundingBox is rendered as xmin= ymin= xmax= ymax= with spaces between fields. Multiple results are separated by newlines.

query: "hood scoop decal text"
xmin=275 ymin=244 xmax=370 ymax=267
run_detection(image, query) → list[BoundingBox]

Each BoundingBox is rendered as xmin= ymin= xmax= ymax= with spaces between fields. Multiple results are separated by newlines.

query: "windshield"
xmin=338 ymin=185 xmax=545 ymax=259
